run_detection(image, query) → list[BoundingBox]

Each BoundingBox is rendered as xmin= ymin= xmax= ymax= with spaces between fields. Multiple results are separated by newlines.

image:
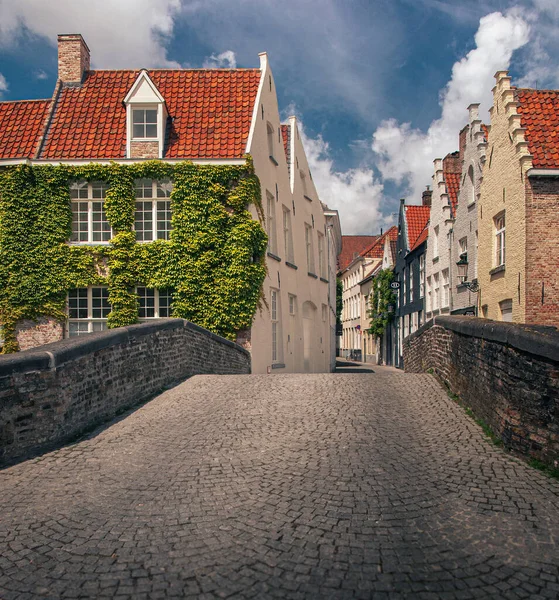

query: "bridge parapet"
xmin=404 ymin=316 xmax=559 ymax=466
xmin=0 ymin=319 xmax=250 ymax=465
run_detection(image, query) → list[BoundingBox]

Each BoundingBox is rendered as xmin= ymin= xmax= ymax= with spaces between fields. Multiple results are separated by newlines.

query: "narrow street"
xmin=1 ymin=372 xmax=559 ymax=599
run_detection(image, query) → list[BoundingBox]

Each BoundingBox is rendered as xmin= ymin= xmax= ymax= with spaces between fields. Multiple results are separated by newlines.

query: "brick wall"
xmin=0 ymin=319 xmax=250 ymax=464
xmin=58 ymin=34 xmax=90 ymax=83
xmin=16 ymin=317 xmax=64 ymax=351
xmin=525 ymin=176 xmax=559 ymax=325
xmin=404 ymin=316 xmax=559 ymax=465
xmin=130 ymin=141 xmax=159 ymax=159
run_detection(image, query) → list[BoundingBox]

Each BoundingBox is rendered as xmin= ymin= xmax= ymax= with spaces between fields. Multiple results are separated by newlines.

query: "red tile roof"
xmin=516 ymin=88 xmax=559 ymax=169
xmin=38 ymin=69 xmax=261 ymax=159
xmin=481 ymin=123 xmax=489 ymax=141
xmin=338 ymin=235 xmax=379 ymax=271
xmin=0 ymin=99 xmax=50 ymax=159
xmin=362 ymin=226 xmax=398 ymax=259
xmin=280 ymin=124 xmax=289 ymax=160
xmin=404 ymin=205 xmax=430 ymax=250
xmin=444 ymin=171 xmax=461 ymax=216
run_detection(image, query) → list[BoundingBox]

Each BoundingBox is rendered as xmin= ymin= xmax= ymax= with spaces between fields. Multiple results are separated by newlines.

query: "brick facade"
xmin=403 ymin=316 xmax=559 ymax=465
xmin=0 ymin=319 xmax=251 ymax=465
xmin=129 ymin=140 xmax=160 ymax=159
xmin=525 ymin=176 xmax=559 ymax=325
xmin=15 ymin=317 xmax=64 ymax=351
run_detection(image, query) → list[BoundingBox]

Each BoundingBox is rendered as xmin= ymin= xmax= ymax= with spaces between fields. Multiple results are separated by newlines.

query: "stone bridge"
xmin=2 ymin=364 xmax=559 ymax=599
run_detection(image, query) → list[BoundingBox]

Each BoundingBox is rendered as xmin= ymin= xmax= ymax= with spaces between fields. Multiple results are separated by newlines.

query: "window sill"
xmin=131 ymin=138 xmax=159 ymax=142
xmin=432 ymin=256 xmax=439 ymax=263
xmin=308 ymin=272 xmax=318 ymax=279
xmin=267 ymin=251 xmax=281 ymax=262
xmin=68 ymin=241 xmax=111 ymax=246
xmin=489 ymin=264 xmax=505 ymax=276
xmin=304 ymin=195 xmax=313 ymax=202
xmin=285 ymin=261 xmax=298 ymax=270
xmin=269 ymin=155 xmax=279 ymax=166
xmin=320 ymin=277 xmax=329 ymax=283
xmin=271 ymin=362 xmax=285 ymax=369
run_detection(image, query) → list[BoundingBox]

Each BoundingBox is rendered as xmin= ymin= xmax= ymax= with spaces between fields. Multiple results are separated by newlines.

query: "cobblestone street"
xmin=2 ymin=371 xmax=559 ymax=599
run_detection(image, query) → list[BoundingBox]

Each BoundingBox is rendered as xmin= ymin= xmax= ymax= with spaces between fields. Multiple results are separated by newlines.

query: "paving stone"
xmin=1 ymin=372 xmax=559 ymax=598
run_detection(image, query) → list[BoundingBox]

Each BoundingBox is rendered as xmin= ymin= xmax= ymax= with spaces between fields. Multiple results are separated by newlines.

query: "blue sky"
xmin=0 ymin=0 xmax=557 ymax=234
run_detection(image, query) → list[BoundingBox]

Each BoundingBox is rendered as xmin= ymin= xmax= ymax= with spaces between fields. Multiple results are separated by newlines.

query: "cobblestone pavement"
xmin=2 ymin=373 xmax=559 ymax=599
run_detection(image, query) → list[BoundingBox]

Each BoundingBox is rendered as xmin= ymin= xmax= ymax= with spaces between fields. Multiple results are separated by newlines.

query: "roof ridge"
xmin=0 ymin=98 xmax=51 ymax=104
xmin=86 ymin=68 xmax=261 ymax=73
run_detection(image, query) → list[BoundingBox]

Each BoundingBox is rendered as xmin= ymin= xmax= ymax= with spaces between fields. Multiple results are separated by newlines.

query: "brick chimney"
xmin=442 ymin=151 xmax=461 ymax=174
xmin=58 ymin=34 xmax=90 ymax=84
xmin=422 ymin=186 xmax=432 ymax=207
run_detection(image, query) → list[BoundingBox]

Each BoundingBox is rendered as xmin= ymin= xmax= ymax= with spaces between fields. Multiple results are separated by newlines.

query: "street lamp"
xmin=456 ymin=253 xmax=479 ymax=293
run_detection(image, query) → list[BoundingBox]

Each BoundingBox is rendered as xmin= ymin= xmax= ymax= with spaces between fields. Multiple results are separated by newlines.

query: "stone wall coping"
xmin=0 ymin=319 xmax=249 ymax=377
xmin=424 ymin=316 xmax=559 ymax=363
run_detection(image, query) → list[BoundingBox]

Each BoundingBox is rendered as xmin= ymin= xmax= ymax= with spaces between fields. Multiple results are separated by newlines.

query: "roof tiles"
xmin=444 ymin=171 xmax=461 ymax=216
xmin=338 ymin=235 xmax=379 ymax=271
xmin=39 ymin=69 xmax=261 ymax=159
xmin=516 ymin=88 xmax=559 ymax=169
xmin=0 ymin=100 xmax=50 ymax=159
xmin=404 ymin=205 xmax=430 ymax=250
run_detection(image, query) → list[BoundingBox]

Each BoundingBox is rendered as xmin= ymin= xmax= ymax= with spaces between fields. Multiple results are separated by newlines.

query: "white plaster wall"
xmin=246 ymin=55 xmax=332 ymax=373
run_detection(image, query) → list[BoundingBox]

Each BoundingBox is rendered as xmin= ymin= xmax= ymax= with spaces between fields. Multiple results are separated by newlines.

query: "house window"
xmin=67 ymin=287 xmax=110 ymax=336
xmin=305 ymin=223 xmax=315 ymax=274
xmin=426 ymin=276 xmax=432 ymax=312
xmin=495 ymin=213 xmax=505 ymax=267
xmin=403 ymin=270 xmax=407 ymax=305
xmin=500 ymin=298 xmax=513 ymax=322
xmin=318 ymin=232 xmax=326 ymax=279
xmin=442 ymin=269 xmax=449 ymax=308
xmin=132 ymin=108 xmax=158 ymax=139
xmin=433 ymin=273 xmax=440 ymax=310
xmin=135 ymin=179 xmax=173 ymax=241
xmin=282 ymin=206 xmax=294 ymax=263
xmin=459 ymin=237 xmax=468 ymax=257
xmin=418 ymin=309 xmax=423 ymax=327
xmin=266 ymin=191 xmax=277 ymax=255
xmin=322 ymin=303 xmax=327 ymax=322
xmin=468 ymin=165 xmax=475 ymax=204
xmin=288 ymin=294 xmax=297 ymax=315
xmin=409 ymin=265 xmax=414 ymax=300
xmin=419 ymin=254 xmax=425 ymax=298
xmin=267 ymin=123 xmax=276 ymax=163
xmin=433 ymin=225 xmax=439 ymax=258
xmin=137 ymin=287 xmax=173 ymax=319
xmin=271 ymin=288 xmax=282 ymax=363
xmin=70 ymin=181 xmax=112 ymax=243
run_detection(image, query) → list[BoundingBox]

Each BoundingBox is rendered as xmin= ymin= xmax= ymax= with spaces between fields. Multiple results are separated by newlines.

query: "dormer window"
xmin=124 ymin=70 xmax=167 ymax=159
xmin=133 ymin=108 xmax=158 ymax=139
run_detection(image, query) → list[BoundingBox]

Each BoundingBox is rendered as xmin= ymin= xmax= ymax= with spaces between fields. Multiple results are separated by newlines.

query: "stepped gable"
xmin=40 ymin=69 xmax=261 ymax=159
xmin=338 ymin=235 xmax=378 ymax=271
xmin=0 ymin=99 xmax=51 ymax=159
xmin=516 ymin=88 xmax=559 ymax=169
xmin=404 ymin=205 xmax=430 ymax=250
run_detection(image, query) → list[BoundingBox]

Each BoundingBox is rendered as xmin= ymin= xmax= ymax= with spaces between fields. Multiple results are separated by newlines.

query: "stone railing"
xmin=403 ymin=316 xmax=559 ymax=465
xmin=0 ymin=319 xmax=250 ymax=465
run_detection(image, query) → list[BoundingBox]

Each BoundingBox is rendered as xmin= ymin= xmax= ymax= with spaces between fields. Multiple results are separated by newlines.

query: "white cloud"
xmin=34 ymin=69 xmax=48 ymax=80
xmin=300 ymin=126 xmax=388 ymax=235
xmin=0 ymin=73 xmax=8 ymax=98
xmin=202 ymin=50 xmax=237 ymax=69
xmin=372 ymin=10 xmax=530 ymax=203
xmin=0 ymin=0 xmax=181 ymax=68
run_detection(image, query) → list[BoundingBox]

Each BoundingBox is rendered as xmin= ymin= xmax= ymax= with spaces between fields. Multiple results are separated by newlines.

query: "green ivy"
xmin=0 ymin=158 xmax=267 ymax=353
xmin=367 ymin=269 xmax=397 ymax=338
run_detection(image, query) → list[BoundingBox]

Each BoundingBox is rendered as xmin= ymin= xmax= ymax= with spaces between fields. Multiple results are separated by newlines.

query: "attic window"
xmin=133 ymin=108 xmax=158 ymax=139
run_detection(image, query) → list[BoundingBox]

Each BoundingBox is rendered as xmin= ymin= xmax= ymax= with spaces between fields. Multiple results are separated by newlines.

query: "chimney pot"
xmin=58 ymin=34 xmax=90 ymax=84
xmin=422 ymin=187 xmax=432 ymax=207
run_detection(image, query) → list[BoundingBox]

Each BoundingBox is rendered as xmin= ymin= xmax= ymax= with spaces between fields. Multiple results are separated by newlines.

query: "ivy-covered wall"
xmin=0 ymin=159 xmax=267 ymax=353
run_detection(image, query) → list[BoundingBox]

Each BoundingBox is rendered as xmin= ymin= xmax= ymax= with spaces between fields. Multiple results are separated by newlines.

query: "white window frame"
xmin=282 ymin=206 xmax=294 ymax=263
xmin=132 ymin=106 xmax=158 ymax=140
xmin=267 ymin=122 xmax=275 ymax=162
xmin=288 ymin=293 xmax=297 ymax=316
xmin=459 ymin=237 xmax=468 ymax=256
xmin=500 ymin=298 xmax=513 ymax=322
xmin=433 ymin=225 xmax=439 ymax=258
xmin=70 ymin=181 xmax=113 ymax=244
xmin=419 ymin=254 xmax=425 ymax=298
xmin=266 ymin=191 xmax=277 ymax=255
xmin=409 ymin=265 xmax=413 ymax=300
xmin=433 ymin=273 xmax=440 ymax=310
xmin=305 ymin=223 xmax=315 ymax=274
xmin=495 ymin=213 xmax=505 ymax=267
xmin=318 ymin=232 xmax=326 ymax=279
xmin=135 ymin=179 xmax=173 ymax=242
xmin=426 ymin=276 xmax=432 ymax=312
xmin=271 ymin=288 xmax=282 ymax=363
xmin=137 ymin=287 xmax=174 ymax=320
xmin=442 ymin=269 xmax=449 ymax=308
xmin=67 ymin=286 xmax=110 ymax=337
